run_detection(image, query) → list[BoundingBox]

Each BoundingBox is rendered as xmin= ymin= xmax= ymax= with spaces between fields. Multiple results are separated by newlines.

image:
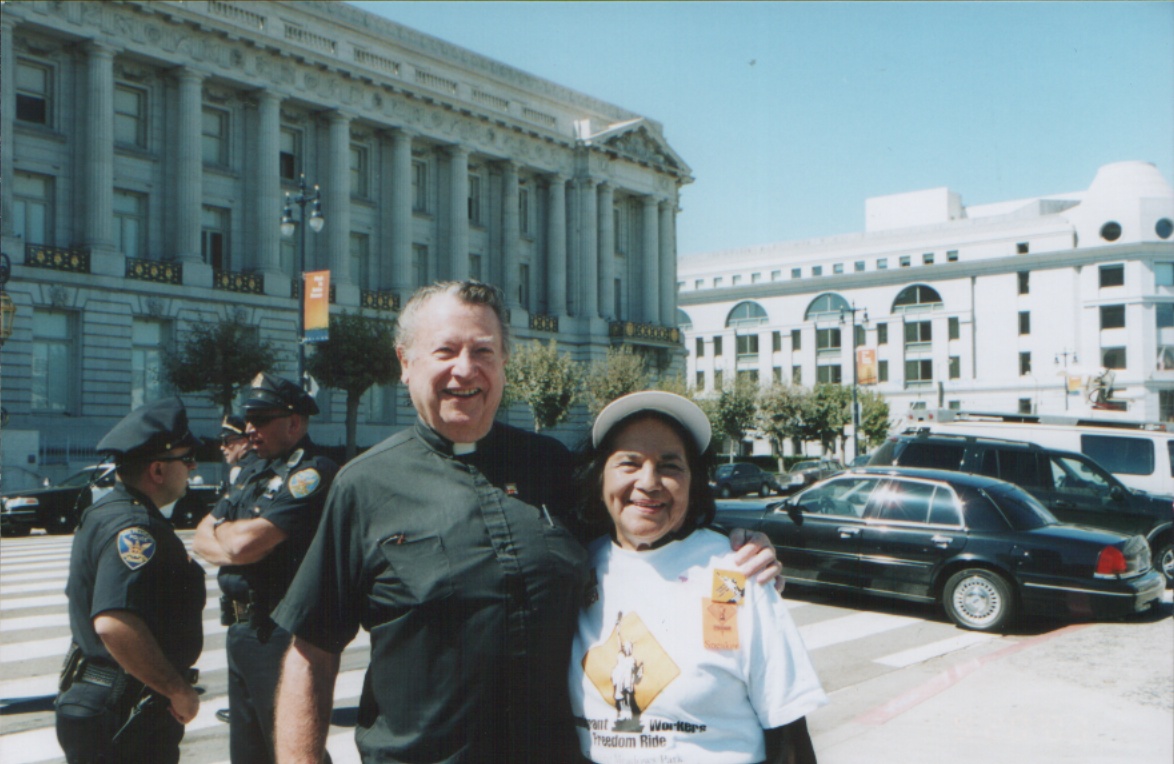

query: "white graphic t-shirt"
xmin=569 ymin=529 xmax=827 ymax=764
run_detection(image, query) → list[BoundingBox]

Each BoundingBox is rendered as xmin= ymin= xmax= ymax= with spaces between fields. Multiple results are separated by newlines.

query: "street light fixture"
xmin=840 ymin=303 xmax=869 ymax=460
xmin=281 ymin=174 xmax=324 ymax=390
xmin=1055 ymin=348 xmax=1078 ymax=411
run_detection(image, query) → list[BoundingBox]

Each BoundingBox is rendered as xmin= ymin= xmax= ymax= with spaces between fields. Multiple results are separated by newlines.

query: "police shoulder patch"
xmin=117 ymin=527 xmax=156 ymax=570
xmin=287 ymin=468 xmax=321 ymax=499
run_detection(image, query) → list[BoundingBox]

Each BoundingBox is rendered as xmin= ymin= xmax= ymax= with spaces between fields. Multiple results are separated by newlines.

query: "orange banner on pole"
xmin=304 ymin=270 xmax=330 ymax=343
xmin=857 ymin=348 xmax=877 ymax=385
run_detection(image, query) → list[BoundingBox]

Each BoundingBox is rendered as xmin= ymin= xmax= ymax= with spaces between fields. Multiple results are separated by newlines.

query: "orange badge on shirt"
xmin=702 ymin=598 xmax=739 ymax=650
xmin=712 ymin=569 xmax=747 ymax=605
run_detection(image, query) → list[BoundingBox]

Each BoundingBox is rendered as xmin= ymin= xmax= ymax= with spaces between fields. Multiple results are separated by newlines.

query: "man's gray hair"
xmin=395 ymin=280 xmax=510 ymax=357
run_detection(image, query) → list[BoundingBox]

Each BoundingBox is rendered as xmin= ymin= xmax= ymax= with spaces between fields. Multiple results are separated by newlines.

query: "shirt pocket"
xmin=374 ymin=535 xmax=454 ymax=607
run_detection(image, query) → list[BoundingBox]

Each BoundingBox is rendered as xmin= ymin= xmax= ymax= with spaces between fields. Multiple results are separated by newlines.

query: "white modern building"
xmin=678 ymin=161 xmax=1174 ymax=459
xmin=0 ymin=1 xmax=689 ymax=485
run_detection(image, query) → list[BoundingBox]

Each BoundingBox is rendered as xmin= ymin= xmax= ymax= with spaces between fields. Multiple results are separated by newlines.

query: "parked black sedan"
xmin=710 ymin=462 xmax=782 ymax=498
xmin=1 ymin=463 xmax=219 ymax=535
xmin=715 ymin=467 xmax=1165 ymax=632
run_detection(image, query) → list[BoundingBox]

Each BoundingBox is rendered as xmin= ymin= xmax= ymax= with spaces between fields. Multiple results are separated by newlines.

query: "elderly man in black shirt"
xmin=273 ymin=281 xmax=780 ymax=764
xmin=56 ymin=397 xmax=206 ymax=764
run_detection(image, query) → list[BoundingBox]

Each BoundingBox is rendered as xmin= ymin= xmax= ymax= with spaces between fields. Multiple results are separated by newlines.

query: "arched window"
xmin=725 ymin=301 xmax=768 ymax=328
xmin=804 ymin=293 xmax=850 ymax=321
xmin=893 ymin=284 xmax=943 ymax=313
xmin=677 ymin=309 xmax=692 ymax=330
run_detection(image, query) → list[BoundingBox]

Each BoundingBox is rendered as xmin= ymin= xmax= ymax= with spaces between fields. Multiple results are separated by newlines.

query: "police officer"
xmin=212 ymin=413 xmax=255 ymax=726
xmin=193 ymin=373 xmax=338 ymax=763
xmin=56 ymin=397 xmax=206 ymax=764
xmin=219 ymin=414 xmax=254 ymax=490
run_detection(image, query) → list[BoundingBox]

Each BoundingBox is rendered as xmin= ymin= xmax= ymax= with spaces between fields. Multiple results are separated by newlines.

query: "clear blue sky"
xmin=350 ymin=1 xmax=1174 ymax=256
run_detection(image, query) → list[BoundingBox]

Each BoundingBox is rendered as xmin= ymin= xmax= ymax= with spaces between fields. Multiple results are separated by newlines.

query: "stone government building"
xmin=1 ymin=0 xmax=690 ymax=485
xmin=678 ymin=161 xmax=1174 ymax=460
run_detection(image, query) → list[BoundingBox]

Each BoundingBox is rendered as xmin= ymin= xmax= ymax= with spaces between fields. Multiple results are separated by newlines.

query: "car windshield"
xmin=984 ymin=483 xmax=1058 ymax=530
xmin=791 ymin=461 xmax=819 ymax=472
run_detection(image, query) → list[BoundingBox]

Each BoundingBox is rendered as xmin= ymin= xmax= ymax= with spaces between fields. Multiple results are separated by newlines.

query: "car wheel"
xmin=3 ymin=525 xmax=32 ymax=538
xmin=943 ymin=568 xmax=1014 ymax=632
xmin=1155 ymin=542 xmax=1174 ymax=588
xmin=719 ymin=485 xmax=732 ymax=499
xmin=46 ymin=511 xmax=76 ymax=535
xmin=759 ymin=483 xmax=772 ymax=498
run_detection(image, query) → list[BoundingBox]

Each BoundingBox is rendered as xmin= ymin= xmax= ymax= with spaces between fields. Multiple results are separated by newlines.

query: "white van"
xmin=899 ymin=410 xmax=1174 ymax=497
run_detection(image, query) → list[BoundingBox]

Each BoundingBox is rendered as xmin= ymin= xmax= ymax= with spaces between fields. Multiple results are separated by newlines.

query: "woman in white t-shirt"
xmin=570 ymin=391 xmax=827 ymax=764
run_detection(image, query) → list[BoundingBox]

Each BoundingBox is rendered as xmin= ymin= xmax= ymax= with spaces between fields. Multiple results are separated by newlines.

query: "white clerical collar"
xmin=453 ymin=442 xmax=476 ymax=456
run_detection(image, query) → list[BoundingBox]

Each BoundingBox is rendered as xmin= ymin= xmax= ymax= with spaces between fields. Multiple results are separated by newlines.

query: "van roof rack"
xmin=907 ymin=409 xmax=1174 ymax=433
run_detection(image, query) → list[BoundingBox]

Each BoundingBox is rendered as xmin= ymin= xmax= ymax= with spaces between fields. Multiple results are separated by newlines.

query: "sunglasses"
xmin=245 ymin=412 xmax=292 ymax=427
xmin=155 ymin=452 xmax=198 ymax=466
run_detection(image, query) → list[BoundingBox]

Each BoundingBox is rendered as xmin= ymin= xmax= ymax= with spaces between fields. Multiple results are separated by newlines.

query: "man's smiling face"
xmin=398 ymin=292 xmax=507 ymax=444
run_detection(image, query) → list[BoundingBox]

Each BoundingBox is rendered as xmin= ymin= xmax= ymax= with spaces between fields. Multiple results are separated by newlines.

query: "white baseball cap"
xmin=592 ymin=391 xmax=712 ymax=452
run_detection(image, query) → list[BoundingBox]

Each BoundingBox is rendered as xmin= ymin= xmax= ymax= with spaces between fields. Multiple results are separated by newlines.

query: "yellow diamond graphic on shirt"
xmin=582 ymin=611 xmax=679 ymax=731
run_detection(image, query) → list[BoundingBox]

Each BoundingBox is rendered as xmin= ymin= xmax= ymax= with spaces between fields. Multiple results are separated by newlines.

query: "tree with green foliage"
xmin=756 ymin=383 xmax=811 ymax=471
xmin=583 ymin=346 xmax=650 ymax=415
xmin=505 ymin=339 xmax=580 ymax=432
xmin=653 ymin=374 xmax=695 ymax=399
xmin=305 ymin=312 xmax=400 ymax=460
xmin=857 ymin=387 xmax=892 ymax=452
xmin=806 ymin=383 xmax=853 ymax=456
xmin=706 ymin=375 xmax=759 ymax=462
xmin=162 ymin=316 xmax=280 ymax=417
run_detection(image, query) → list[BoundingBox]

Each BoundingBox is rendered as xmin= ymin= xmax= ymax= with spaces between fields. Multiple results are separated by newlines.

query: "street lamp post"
xmin=840 ymin=303 xmax=869 ymax=460
xmin=281 ymin=174 xmax=324 ymax=390
xmin=1055 ymin=348 xmax=1078 ymax=411
xmin=0 ymin=253 xmax=14 ymax=347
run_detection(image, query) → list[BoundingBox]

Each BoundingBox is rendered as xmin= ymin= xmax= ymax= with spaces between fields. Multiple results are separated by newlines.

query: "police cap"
xmin=97 ymin=397 xmax=202 ymax=463
xmin=220 ymin=414 xmax=247 ymax=441
xmin=242 ymin=372 xmax=319 ymax=416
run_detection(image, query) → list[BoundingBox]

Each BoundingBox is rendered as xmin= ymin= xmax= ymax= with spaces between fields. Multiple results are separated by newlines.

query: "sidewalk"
xmin=813 ymin=610 xmax=1174 ymax=763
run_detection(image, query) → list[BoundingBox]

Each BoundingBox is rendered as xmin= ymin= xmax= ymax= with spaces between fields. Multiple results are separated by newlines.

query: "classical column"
xmin=389 ymin=128 xmax=414 ymax=295
xmin=501 ymin=161 xmax=521 ymax=310
xmin=598 ymin=183 xmax=616 ymax=320
xmin=174 ymin=68 xmax=204 ymax=263
xmin=83 ymin=42 xmax=115 ymax=252
xmin=660 ymin=199 xmax=677 ymax=327
xmin=546 ymin=174 xmax=567 ymax=316
xmin=325 ymin=110 xmax=351 ymax=285
xmin=448 ymin=145 xmax=470 ymax=281
xmin=0 ymin=17 xmax=15 ymax=239
xmin=254 ymin=90 xmax=281 ymax=275
xmin=580 ymin=177 xmax=599 ymax=318
xmin=641 ymin=196 xmax=661 ymax=324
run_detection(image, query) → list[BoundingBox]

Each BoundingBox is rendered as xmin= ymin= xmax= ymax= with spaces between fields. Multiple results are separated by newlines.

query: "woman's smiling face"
xmin=602 ymin=415 xmax=692 ymax=551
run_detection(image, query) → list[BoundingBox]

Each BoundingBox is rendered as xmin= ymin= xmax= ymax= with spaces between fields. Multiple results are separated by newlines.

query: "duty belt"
xmin=78 ymin=661 xmax=199 ymax=686
xmin=230 ymin=599 xmax=271 ymax=625
xmin=77 ymin=661 xmax=122 ymax=687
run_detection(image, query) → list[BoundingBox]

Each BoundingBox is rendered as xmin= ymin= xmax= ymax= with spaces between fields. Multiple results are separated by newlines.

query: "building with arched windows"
xmin=679 ymin=162 xmax=1174 ymax=459
xmin=1 ymin=1 xmax=689 ymax=484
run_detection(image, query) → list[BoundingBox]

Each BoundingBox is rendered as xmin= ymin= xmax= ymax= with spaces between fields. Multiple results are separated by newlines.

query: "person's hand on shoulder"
xmin=729 ymin=527 xmax=784 ymax=589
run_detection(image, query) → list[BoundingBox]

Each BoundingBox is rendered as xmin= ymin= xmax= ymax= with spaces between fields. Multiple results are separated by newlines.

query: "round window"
xmin=1156 ymin=218 xmax=1173 ymax=240
xmin=1100 ymin=221 xmax=1122 ymax=242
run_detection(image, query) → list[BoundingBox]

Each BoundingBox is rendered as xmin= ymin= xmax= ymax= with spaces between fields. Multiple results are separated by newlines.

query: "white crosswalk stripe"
xmin=0 ymin=533 xmax=997 ymax=763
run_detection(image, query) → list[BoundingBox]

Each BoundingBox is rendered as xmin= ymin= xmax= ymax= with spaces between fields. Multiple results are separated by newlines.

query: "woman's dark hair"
xmin=576 ymin=410 xmax=717 ymax=540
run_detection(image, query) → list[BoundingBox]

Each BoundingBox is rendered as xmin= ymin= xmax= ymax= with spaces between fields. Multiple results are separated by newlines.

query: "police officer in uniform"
xmin=56 ymin=397 xmax=206 ymax=764
xmin=219 ymin=414 xmax=254 ymax=491
xmin=193 ymin=373 xmax=337 ymax=763
xmin=213 ymin=413 xmax=255 ymax=726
